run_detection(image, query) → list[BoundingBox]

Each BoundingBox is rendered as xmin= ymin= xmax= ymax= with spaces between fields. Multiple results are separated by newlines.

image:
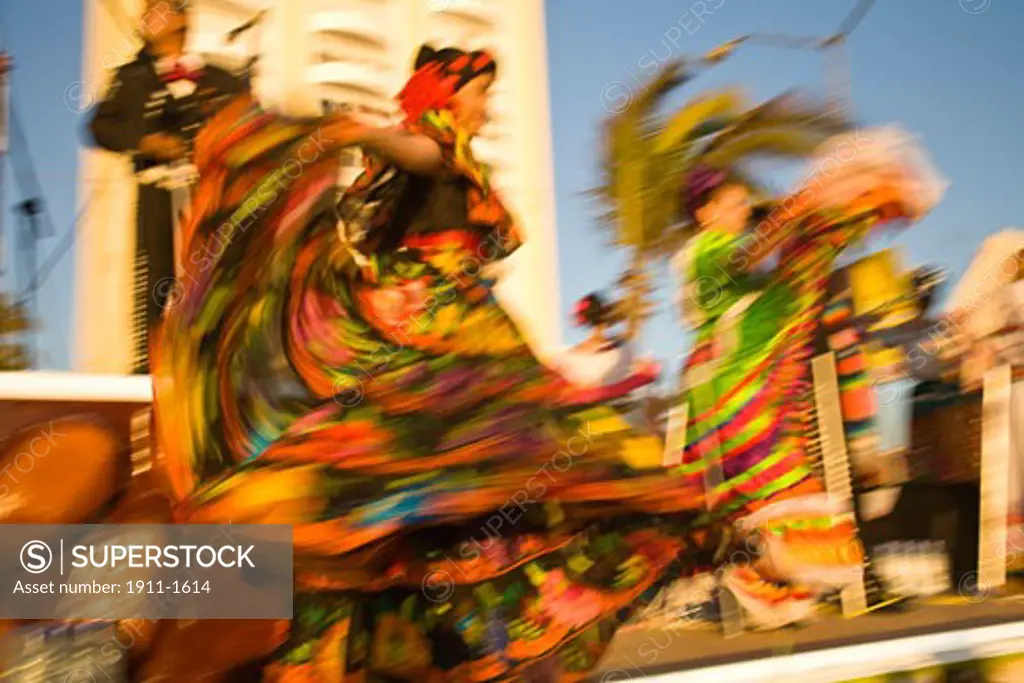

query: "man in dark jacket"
xmin=88 ymin=0 xmax=243 ymax=373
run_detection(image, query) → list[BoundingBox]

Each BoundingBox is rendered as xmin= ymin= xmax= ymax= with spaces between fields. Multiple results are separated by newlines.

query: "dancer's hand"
xmin=139 ymin=133 xmax=187 ymax=161
xmin=0 ymin=53 xmax=11 ymax=77
xmin=632 ymin=358 xmax=661 ymax=381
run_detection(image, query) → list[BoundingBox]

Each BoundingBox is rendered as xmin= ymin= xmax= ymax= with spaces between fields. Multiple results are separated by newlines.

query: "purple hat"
xmin=683 ymin=164 xmax=728 ymax=220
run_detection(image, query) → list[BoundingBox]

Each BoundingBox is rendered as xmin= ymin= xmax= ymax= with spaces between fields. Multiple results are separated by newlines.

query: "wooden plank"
xmin=979 ymin=363 xmax=1012 ymax=592
xmin=596 ymin=600 xmax=1024 ymax=681
xmin=704 ymin=429 xmax=746 ymax=637
xmin=662 ymin=401 xmax=687 ymax=468
xmin=0 ymin=372 xmax=151 ymax=403
xmin=810 ymin=352 xmax=869 ymax=617
xmin=129 ymin=407 xmax=153 ymax=477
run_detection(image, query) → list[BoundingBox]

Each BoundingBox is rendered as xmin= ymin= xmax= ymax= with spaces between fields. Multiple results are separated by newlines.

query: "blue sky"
xmin=2 ymin=0 xmax=1023 ymax=372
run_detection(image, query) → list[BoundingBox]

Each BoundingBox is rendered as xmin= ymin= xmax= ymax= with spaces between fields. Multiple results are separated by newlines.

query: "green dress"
xmin=672 ymin=200 xmax=902 ymax=624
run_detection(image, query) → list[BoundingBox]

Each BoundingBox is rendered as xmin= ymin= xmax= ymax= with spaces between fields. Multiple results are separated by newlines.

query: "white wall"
xmin=73 ymin=0 xmax=146 ymax=373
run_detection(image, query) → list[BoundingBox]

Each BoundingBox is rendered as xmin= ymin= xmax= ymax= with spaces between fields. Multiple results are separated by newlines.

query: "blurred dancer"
xmin=153 ymin=45 xmax=703 ymax=681
xmin=674 ymin=126 xmax=944 ymax=626
xmin=88 ymin=0 xmax=242 ymax=373
xmin=556 ymin=292 xmax=670 ymax=436
xmin=558 ymin=292 xmax=634 ymax=385
xmin=947 ymin=247 xmax=1024 ymax=574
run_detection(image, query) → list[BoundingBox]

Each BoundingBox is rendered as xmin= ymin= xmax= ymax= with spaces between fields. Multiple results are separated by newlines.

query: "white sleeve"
xmin=551 ymin=345 xmax=630 ymax=387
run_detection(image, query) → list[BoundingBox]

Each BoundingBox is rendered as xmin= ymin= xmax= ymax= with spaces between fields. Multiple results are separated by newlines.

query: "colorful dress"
xmin=673 ymin=180 xmax=918 ymax=624
xmin=153 ymin=96 xmax=705 ymax=681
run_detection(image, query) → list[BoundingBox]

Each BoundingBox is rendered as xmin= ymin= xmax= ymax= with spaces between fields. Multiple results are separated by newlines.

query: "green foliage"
xmin=591 ymin=61 xmax=853 ymax=339
xmin=0 ymin=293 xmax=32 ymax=370
xmin=595 ymin=69 xmax=851 ymax=256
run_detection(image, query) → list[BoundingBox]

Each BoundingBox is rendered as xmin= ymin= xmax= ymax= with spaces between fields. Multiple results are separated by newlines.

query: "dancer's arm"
xmin=719 ymin=196 xmax=817 ymax=276
xmin=360 ymin=126 xmax=444 ymax=176
xmin=312 ymin=116 xmax=443 ymax=175
xmin=723 ymin=170 xmax=918 ymax=278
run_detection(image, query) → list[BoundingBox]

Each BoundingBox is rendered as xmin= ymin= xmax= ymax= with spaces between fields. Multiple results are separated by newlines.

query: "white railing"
xmin=612 ymin=621 xmax=1024 ymax=682
xmin=0 ymin=372 xmax=152 ymax=403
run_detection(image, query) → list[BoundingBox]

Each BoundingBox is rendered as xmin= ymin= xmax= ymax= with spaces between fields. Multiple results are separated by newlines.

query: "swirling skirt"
xmin=153 ymin=99 xmax=705 ymax=680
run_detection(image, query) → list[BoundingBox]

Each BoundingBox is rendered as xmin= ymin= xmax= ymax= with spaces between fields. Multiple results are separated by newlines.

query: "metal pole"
xmin=0 ymin=50 xmax=9 ymax=280
xmin=0 ymin=118 xmax=6 ymax=282
xmin=26 ymin=206 xmax=35 ymax=364
xmin=16 ymin=198 xmax=41 ymax=366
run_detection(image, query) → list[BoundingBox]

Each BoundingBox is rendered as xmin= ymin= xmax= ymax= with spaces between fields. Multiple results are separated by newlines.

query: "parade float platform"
xmin=596 ymin=597 xmax=1024 ymax=681
xmin=0 ymin=372 xmax=152 ymax=452
xmin=2 ymin=373 xmax=1023 ymax=681
xmin=0 ymin=371 xmax=152 ymax=403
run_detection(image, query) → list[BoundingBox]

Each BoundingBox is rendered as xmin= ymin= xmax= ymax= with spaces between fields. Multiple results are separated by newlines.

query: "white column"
xmin=492 ymin=0 xmax=562 ymax=352
xmin=73 ymin=0 xmax=279 ymax=374
xmin=255 ymin=0 xmax=319 ymax=117
xmin=73 ymin=0 xmax=146 ymax=374
xmin=394 ymin=0 xmax=420 ymax=71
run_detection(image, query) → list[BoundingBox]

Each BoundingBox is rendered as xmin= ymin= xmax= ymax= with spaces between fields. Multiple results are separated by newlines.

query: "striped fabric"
xmin=129 ymin=182 xmax=192 ymax=374
xmin=671 ymin=199 xmax=916 ymax=622
xmin=130 ymin=243 xmax=149 ymax=373
xmin=677 ymin=207 xmax=903 ymax=518
xmin=822 ymin=290 xmax=881 ymax=458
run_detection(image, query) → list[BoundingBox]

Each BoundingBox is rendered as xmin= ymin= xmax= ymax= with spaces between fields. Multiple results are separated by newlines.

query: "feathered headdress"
xmin=593 ymin=59 xmax=852 ymax=259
